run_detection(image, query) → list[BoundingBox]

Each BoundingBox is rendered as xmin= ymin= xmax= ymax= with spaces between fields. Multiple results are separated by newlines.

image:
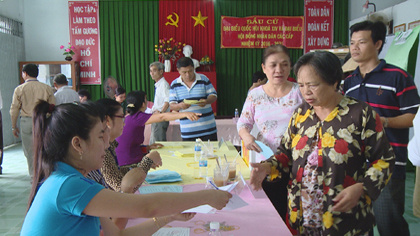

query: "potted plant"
xmin=60 ymin=43 xmax=75 ymax=61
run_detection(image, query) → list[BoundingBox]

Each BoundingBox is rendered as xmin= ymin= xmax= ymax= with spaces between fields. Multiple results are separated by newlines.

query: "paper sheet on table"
xmin=151 ymin=227 xmax=190 ymax=236
xmin=255 ymin=141 xmax=274 ymax=159
xmin=174 ymin=151 xmax=195 ymax=158
xmin=139 ymin=185 xmax=183 ymax=194
xmin=162 ymin=145 xmax=184 ymax=149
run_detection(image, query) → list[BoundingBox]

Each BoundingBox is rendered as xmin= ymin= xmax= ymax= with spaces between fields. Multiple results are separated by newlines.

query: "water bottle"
xmin=194 ymin=138 xmax=202 ymax=162
xmin=233 ymin=108 xmax=239 ymax=123
xmin=208 ymin=222 xmax=222 ymax=236
xmin=199 ymin=150 xmax=208 ymax=178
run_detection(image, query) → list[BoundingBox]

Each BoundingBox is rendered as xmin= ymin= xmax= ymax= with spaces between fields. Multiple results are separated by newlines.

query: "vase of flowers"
xmin=60 ymin=43 xmax=75 ymax=61
xmin=200 ymin=55 xmax=214 ymax=72
xmin=155 ymin=38 xmax=185 ymax=72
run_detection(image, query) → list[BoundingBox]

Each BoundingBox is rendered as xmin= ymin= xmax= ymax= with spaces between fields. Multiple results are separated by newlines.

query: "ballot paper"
xmin=151 ymin=227 xmax=189 ymax=236
xmin=139 ymin=185 xmax=183 ymax=194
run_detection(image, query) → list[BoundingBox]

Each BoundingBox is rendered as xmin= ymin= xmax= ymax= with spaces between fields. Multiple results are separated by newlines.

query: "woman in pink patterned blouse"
xmin=237 ymin=44 xmax=303 ymax=222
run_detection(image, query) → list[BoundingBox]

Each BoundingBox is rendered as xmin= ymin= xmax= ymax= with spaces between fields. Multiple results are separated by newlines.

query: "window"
xmin=0 ymin=15 xmax=23 ymax=37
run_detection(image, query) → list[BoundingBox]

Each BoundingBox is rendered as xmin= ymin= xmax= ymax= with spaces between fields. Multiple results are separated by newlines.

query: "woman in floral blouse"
xmin=250 ymin=51 xmax=395 ymax=235
xmin=237 ymin=44 xmax=303 ymax=220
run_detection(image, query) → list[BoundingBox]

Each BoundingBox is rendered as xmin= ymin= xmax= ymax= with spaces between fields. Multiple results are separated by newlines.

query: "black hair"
xmin=126 ymin=90 xmax=147 ymax=115
xmin=262 ymin=44 xmax=291 ymax=65
xmin=294 ymin=51 xmax=343 ymax=90
xmin=115 ymin=87 xmax=126 ymax=96
xmin=252 ymin=71 xmax=267 ymax=83
xmin=53 ymin=74 xmax=68 ymax=85
xmin=350 ymin=20 xmax=387 ymax=54
xmin=176 ymin=57 xmax=194 ymax=69
xmin=95 ymin=98 xmax=122 ymax=119
xmin=22 ymin=64 xmax=39 ymax=78
xmin=78 ymin=89 xmax=91 ymax=100
xmin=28 ymin=101 xmax=105 ymax=211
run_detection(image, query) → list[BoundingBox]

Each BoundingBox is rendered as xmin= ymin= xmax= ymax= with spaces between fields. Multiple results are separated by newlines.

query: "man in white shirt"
xmin=149 ymin=61 xmax=170 ymax=144
xmin=53 ymin=74 xmax=79 ymax=105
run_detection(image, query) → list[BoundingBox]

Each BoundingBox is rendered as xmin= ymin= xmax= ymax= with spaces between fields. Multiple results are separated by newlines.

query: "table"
xmin=127 ymin=141 xmax=291 ymax=235
xmin=151 ymin=141 xmax=248 ymax=185
xmin=144 ymin=119 xmax=242 ymax=146
xmin=127 ymin=183 xmax=291 ymax=236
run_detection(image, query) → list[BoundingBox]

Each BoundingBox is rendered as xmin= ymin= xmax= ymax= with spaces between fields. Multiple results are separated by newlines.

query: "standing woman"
xmin=115 ymin=87 xmax=127 ymax=114
xmin=116 ymin=90 xmax=201 ymax=166
xmin=21 ymin=101 xmax=231 ymax=235
xmin=250 ymin=51 xmax=395 ymax=235
xmin=237 ymin=44 xmax=303 ymax=220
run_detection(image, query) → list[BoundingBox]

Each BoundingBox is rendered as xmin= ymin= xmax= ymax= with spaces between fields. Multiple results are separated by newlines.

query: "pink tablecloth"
xmin=126 ymin=183 xmax=291 ymax=236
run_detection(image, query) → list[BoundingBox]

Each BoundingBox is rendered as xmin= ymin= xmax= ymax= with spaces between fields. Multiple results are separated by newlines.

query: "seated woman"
xmin=250 ymin=51 xmax=395 ymax=235
xmin=86 ymin=98 xmax=164 ymax=229
xmin=114 ymin=87 xmax=127 ymax=114
xmin=116 ymin=90 xmax=200 ymax=166
xmin=21 ymin=101 xmax=231 ymax=235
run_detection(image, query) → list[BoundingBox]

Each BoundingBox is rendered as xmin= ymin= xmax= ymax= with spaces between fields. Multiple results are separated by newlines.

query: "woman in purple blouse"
xmin=116 ymin=90 xmax=200 ymax=166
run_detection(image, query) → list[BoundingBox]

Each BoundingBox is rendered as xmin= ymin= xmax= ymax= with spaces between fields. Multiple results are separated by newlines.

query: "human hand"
xmin=197 ymin=99 xmax=207 ymax=107
xmin=12 ymin=127 xmax=20 ymax=138
xmin=149 ymin=143 xmax=164 ymax=150
xmin=121 ymin=168 xmax=146 ymax=193
xmin=332 ymin=183 xmax=364 ymax=212
xmin=147 ymin=151 xmax=162 ymax=168
xmin=185 ymin=112 xmax=201 ymax=121
xmin=169 ymin=213 xmax=196 ymax=222
xmin=242 ymin=134 xmax=262 ymax=152
xmin=250 ymin=162 xmax=271 ymax=191
xmin=179 ymin=102 xmax=191 ymax=110
xmin=206 ymin=189 xmax=232 ymax=210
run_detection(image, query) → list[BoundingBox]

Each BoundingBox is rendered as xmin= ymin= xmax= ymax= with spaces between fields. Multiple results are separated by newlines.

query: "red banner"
xmin=304 ymin=0 xmax=334 ymax=53
xmin=159 ymin=0 xmax=215 ymax=72
xmin=68 ymin=1 xmax=101 ymax=85
xmin=221 ymin=16 xmax=304 ymax=49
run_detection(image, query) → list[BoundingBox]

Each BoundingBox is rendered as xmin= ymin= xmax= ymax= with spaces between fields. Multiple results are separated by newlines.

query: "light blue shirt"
xmin=21 ymin=162 xmax=104 ymax=236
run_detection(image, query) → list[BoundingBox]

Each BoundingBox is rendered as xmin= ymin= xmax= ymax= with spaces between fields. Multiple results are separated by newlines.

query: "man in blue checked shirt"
xmin=169 ymin=57 xmax=218 ymax=141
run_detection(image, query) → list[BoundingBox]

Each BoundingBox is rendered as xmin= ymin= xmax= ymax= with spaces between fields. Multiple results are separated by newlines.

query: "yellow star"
xmin=191 ymin=11 xmax=208 ymax=27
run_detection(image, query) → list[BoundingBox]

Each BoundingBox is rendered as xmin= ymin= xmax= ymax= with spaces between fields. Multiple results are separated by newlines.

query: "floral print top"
xmin=237 ymin=83 xmax=303 ymax=152
xmin=265 ymin=96 xmax=395 ymax=236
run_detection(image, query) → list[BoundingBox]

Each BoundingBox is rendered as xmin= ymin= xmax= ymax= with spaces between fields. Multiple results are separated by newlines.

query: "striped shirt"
xmin=169 ymin=73 xmax=217 ymax=139
xmin=343 ymin=59 xmax=420 ymax=179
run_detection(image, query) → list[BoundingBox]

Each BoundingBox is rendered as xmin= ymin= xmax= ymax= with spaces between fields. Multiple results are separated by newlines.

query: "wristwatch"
xmin=11 ymin=127 xmax=16 ymax=131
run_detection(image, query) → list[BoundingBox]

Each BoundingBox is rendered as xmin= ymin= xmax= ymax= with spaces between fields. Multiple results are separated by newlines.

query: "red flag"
xmin=159 ymin=0 xmax=215 ymax=72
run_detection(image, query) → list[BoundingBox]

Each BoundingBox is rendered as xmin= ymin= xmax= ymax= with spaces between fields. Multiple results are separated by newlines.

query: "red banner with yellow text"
xmin=221 ymin=16 xmax=304 ymax=49
xmin=69 ymin=1 xmax=101 ymax=85
xmin=304 ymin=0 xmax=334 ymax=53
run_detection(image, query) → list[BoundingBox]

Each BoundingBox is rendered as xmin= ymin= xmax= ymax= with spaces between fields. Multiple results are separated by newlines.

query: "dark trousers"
xmin=182 ymin=132 xmax=218 ymax=142
xmin=372 ymin=177 xmax=409 ymax=236
xmin=0 ymin=111 xmax=3 ymax=173
xmin=262 ymin=176 xmax=289 ymax=222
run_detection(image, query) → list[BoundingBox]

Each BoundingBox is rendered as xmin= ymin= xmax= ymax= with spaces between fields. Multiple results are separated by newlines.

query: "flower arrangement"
xmin=60 ymin=43 xmax=75 ymax=58
xmin=155 ymin=38 xmax=185 ymax=61
xmin=200 ymin=55 xmax=214 ymax=65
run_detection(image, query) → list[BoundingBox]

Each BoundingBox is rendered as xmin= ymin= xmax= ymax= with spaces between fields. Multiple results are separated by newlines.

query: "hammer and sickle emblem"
xmin=165 ymin=12 xmax=179 ymax=27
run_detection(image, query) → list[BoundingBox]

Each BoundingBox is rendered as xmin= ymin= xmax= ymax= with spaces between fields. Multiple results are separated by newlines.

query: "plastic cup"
xmin=228 ymin=161 xmax=238 ymax=180
xmin=213 ymin=164 xmax=229 ymax=187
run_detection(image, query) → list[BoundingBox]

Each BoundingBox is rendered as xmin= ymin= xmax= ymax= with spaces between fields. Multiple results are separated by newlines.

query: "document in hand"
xmin=182 ymin=181 xmax=249 ymax=214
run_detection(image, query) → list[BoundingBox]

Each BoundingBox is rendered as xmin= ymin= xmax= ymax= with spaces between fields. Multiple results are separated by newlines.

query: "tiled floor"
xmin=1 ymin=143 xmax=420 ymax=235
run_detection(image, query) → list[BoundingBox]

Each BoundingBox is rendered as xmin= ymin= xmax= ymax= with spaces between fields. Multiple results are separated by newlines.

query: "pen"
xmin=208 ymin=180 xmax=219 ymax=190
